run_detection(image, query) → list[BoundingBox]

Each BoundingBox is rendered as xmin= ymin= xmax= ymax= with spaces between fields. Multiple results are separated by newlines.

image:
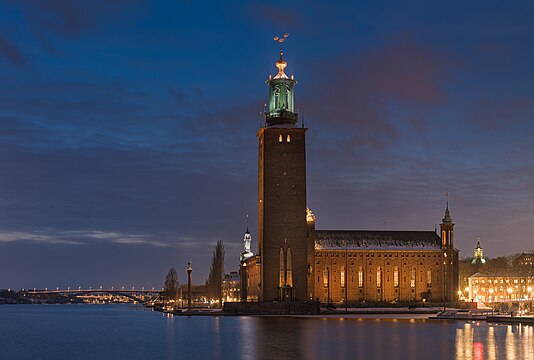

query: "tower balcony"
xmin=265 ymin=110 xmax=298 ymax=127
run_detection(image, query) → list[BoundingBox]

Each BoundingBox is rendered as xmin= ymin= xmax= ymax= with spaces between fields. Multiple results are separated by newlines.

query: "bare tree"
xmin=207 ymin=240 xmax=225 ymax=304
xmin=163 ymin=267 xmax=179 ymax=303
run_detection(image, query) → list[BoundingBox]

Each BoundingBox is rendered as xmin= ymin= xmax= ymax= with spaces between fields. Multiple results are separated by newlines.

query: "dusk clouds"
xmin=1 ymin=1 xmax=533 ymax=289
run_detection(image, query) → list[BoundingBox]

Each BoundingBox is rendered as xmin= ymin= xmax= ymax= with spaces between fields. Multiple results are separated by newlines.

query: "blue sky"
xmin=1 ymin=0 xmax=533 ymax=289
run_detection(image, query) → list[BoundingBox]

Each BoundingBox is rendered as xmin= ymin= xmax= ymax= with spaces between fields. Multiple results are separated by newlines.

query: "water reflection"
xmin=454 ymin=321 xmax=533 ymax=360
xmin=1 ymin=306 xmax=533 ymax=360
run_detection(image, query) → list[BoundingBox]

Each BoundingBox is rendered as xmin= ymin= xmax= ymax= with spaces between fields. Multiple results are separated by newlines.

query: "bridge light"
xmin=79 ymin=286 xmax=81 ymax=290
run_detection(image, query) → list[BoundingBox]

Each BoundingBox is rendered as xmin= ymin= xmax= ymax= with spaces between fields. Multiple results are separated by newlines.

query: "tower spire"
xmin=442 ymin=192 xmax=452 ymax=223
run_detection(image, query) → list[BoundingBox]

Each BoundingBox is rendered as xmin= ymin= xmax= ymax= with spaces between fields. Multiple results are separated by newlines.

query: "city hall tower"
xmin=257 ymin=51 xmax=312 ymax=301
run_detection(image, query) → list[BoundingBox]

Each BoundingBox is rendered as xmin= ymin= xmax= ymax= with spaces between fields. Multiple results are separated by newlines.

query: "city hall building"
xmin=239 ymin=50 xmax=459 ymax=304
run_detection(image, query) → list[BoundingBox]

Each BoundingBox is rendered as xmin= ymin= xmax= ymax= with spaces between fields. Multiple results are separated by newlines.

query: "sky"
xmin=1 ymin=0 xmax=533 ymax=289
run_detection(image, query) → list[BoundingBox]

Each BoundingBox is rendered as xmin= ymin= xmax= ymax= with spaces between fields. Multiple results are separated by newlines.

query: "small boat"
xmin=429 ymin=309 xmax=491 ymax=320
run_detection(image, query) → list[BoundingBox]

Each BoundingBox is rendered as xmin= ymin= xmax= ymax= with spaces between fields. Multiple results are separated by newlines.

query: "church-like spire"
xmin=472 ymin=237 xmax=486 ymax=265
xmin=241 ymin=215 xmax=253 ymax=262
xmin=442 ymin=192 xmax=452 ymax=224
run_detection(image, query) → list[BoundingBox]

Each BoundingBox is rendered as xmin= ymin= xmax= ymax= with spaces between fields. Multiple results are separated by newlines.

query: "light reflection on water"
xmin=455 ymin=321 xmax=533 ymax=360
xmin=0 ymin=305 xmax=533 ymax=360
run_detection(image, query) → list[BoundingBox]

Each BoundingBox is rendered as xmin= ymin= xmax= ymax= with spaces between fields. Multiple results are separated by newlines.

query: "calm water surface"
xmin=0 ymin=304 xmax=533 ymax=360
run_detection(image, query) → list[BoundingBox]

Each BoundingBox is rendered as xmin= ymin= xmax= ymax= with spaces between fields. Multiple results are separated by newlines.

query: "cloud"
xmin=8 ymin=0 xmax=143 ymax=37
xmin=0 ymin=35 xmax=26 ymax=67
xmin=0 ymin=230 xmax=195 ymax=248
xmin=0 ymin=231 xmax=82 ymax=245
xmin=302 ymin=38 xmax=453 ymax=152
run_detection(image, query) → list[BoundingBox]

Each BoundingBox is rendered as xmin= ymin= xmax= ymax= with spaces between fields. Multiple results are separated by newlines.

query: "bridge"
xmin=21 ymin=288 xmax=163 ymax=304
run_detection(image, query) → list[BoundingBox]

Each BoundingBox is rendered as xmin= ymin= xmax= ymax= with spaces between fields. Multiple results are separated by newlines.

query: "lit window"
xmin=358 ymin=267 xmax=363 ymax=288
xmin=410 ymin=267 xmax=416 ymax=288
xmin=393 ymin=266 xmax=399 ymax=288
xmin=286 ymin=247 xmax=293 ymax=287
xmin=279 ymin=248 xmax=285 ymax=287
xmin=279 ymin=134 xmax=283 ymax=142
xmin=340 ymin=267 xmax=345 ymax=288
xmin=323 ymin=269 xmax=329 ymax=288
xmin=377 ymin=267 xmax=382 ymax=288
xmin=287 ymin=135 xmax=291 ymax=142
xmin=427 ymin=269 xmax=432 ymax=287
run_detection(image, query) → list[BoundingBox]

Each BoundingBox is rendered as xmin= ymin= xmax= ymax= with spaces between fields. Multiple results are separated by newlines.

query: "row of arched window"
xmin=320 ymin=266 xmax=432 ymax=289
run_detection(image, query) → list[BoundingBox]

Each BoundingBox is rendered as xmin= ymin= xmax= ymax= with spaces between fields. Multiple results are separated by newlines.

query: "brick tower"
xmin=257 ymin=50 xmax=310 ymax=302
xmin=440 ymin=195 xmax=459 ymax=301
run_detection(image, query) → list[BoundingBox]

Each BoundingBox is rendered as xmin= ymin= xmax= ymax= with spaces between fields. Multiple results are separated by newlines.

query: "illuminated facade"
xmin=467 ymin=272 xmax=534 ymax=303
xmin=241 ymin=50 xmax=459 ymax=304
xmin=222 ymin=272 xmax=241 ymax=303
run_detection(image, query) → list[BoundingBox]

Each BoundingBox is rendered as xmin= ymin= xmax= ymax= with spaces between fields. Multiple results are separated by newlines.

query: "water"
xmin=0 ymin=305 xmax=533 ymax=360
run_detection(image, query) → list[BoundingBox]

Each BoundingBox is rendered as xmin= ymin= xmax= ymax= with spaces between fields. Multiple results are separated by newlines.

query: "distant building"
xmin=467 ymin=272 xmax=534 ymax=303
xmin=239 ymin=50 xmax=459 ymax=304
xmin=222 ymin=272 xmax=240 ymax=303
xmin=514 ymin=253 xmax=534 ymax=275
xmin=471 ymin=238 xmax=486 ymax=265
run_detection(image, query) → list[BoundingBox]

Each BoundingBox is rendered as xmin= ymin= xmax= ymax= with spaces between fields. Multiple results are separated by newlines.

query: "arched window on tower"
xmin=394 ymin=266 xmax=399 ymax=288
xmin=427 ymin=268 xmax=432 ymax=288
xmin=279 ymin=134 xmax=283 ymax=142
xmin=410 ymin=267 xmax=416 ymax=288
xmin=358 ymin=267 xmax=363 ymax=288
xmin=286 ymin=247 xmax=293 ymax=287
xmin=340 ymin=266 xmax=345 ymax=288
xmin=279 ymin=248 xmax=285 ymax=288
xmin=287 ymin=134 xmax=291 ymax=142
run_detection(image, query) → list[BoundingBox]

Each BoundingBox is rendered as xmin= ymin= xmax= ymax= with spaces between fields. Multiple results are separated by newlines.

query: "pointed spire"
xmin=442 ymin=192 xmax=452 ymax=223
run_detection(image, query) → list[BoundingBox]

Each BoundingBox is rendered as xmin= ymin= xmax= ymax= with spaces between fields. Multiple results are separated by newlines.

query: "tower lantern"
xmin=265 ymin=35 xmax=298 ymax=127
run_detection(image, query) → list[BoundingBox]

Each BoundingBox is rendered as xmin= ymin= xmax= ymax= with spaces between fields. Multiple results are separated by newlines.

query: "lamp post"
xmin=187 ymin=261 xmax=192 ymax=311
xmin=343 ymin=238 xmax=349 ymax=312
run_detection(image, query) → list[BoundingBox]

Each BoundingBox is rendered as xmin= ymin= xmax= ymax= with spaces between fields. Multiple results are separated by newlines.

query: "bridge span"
xmin=21 ymin=288 xmax=163 ymax=304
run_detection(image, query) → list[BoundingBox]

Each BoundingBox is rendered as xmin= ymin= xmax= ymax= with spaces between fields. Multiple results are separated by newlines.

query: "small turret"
xmin=472 ymin=237 xmax=486 ymax=265
xmin=240 ymin=216 xmax=254 ymax=262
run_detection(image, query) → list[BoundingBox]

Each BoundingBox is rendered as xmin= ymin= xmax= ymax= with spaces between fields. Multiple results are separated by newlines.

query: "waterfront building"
xmin=240 ymin=50 xmax=459 ymax=304
xmin=468 ymin=272 xmax=534 ymax=303
xmin=222 ymin=272 xmax=240 ymax=303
